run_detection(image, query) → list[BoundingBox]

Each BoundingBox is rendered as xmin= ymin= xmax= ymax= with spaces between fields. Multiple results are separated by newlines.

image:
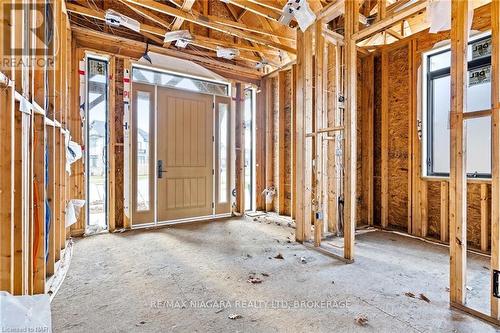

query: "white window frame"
xmin=421 ymin=31 xmax=492 ymax=180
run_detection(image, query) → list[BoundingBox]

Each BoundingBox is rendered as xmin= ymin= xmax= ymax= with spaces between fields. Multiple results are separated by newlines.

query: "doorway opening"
xmin=85 ymin=57 xmax=109 ymax=233
xmin=130 ymin=65 xmax=231 ymax=227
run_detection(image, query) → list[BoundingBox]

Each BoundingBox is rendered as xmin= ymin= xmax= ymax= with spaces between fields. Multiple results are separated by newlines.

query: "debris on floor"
xmin=261 ymin=272 xmax=270 ymax=277
xmin=354 ymin=314 xmax=368 ymax=326
xmin=247 ymin=275 xmax=263 ymax=284
xmin=228 ymin=314 xmax=242 ymax=320
xmin=274 ymin=253 xmax=284 ymax=259
xmin=404 ymin=292 xmax=415 ymax=298
xmin=419 ymin=293 xmax=431 ymax=303
xmin=300 ymin=257 xmax=307 ymax=264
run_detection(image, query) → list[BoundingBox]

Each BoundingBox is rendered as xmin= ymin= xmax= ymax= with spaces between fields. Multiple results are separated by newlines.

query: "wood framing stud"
xmin=449 ymin=0 xmax=468 ymax=306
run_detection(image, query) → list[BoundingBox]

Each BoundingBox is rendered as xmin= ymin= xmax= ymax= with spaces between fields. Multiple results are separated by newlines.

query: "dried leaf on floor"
xmin=247 ymin=276 xmax=263 ymax=284
xmin=228 ymin=314 xmax=242 ymax=320
xmin=261 ymin=273 xmax=270 ymax=277
xmin=274 ymin=253 xmax=284 ymax=259
xmin=419 ymin=293 xmax=431 ymax=303
xmin=404 ymin=292 xmax=415 ymax=298
xmin=354 ymin=314 xmax=368 ymax=326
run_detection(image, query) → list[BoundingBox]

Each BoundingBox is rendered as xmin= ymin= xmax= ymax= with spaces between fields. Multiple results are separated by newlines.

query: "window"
xmin=136 ymin=91 xmax=151 ymax=211
xmin=132 ymin=67 xmax=229 ymax=96
xmin=424 ymin=34 xmax=492 ymax=178
xmin=218 ymin=103 xmax=229 ymax=203
xmin=86 ymin=57 xmax=109 ymax=230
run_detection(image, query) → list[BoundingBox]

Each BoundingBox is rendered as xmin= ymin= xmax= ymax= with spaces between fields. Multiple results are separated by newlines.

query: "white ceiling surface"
xmin=138 ymin=52 xmax=228 ymax=82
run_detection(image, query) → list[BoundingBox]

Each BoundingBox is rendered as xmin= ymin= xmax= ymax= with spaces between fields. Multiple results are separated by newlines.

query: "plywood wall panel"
xmin=427 ymin=181 xmax=441 ymax=239
xmin=467 ymin=183 xmax=483 ymax=249
xmin=114 ymin=58 xmax=125 ymax=229
xmin=373 ymin=57 xmax=382 ymax=227
xmin=387 ymin=46 xmax=410 ymax=231
xmin=283 ymin=70 xmax=292 ymax=216
xmin=371 ymin=3 xmax=493 ymax=250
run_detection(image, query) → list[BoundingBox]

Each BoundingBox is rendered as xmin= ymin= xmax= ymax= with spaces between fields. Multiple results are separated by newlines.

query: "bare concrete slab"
xmin=52 ymin=217 xmax=498 ymax=332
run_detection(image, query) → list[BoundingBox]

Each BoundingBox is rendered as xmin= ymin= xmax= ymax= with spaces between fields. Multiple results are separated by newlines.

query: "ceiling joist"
xmin=66 ymin=3 xmax=279 ymax=64
xmin=124 ymin=0 xmax=296 ymax=54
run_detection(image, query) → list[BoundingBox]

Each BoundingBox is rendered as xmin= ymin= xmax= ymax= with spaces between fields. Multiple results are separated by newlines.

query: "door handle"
xmin=157 ymin=160 xmax=167 ymax=178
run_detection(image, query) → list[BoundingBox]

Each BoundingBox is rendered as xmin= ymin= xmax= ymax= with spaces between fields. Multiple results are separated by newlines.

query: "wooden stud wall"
xmin=0 ymin=1 xmax=73 ymax=295
xmin=370 ymin=3 xmax=494 ymax=252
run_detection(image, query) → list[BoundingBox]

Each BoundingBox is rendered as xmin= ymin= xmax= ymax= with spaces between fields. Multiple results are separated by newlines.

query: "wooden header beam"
xmin=71 ymin=26 xmax=262 ymax=83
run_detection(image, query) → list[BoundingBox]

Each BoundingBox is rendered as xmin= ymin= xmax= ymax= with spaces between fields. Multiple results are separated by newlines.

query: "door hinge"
xmin=212 ymin=135 xmax=215 ymax=142
xmin=212 ymin=202 xmax=215 ymax=208
xmin=212 ymin=169 xmax=214 ymax=175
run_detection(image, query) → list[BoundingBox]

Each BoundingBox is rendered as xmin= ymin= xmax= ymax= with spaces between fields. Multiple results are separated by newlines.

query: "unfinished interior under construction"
xmin=1 ymin=0 xmax=500 ymax=332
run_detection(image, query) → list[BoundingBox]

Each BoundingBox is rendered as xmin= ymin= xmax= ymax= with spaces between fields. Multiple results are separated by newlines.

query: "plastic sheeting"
xmin=427 ymin=0 xmax=473 ymax=34
xmin=0 ymin=292 xmax=52 ymax=333
xmin=66 ymin=140 xmax=82 ymax=175
xmin=65 ymin=199 xmax=85 ymax=227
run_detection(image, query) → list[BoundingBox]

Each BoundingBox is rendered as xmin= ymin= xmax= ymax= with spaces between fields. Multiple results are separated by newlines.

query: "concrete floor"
xmin=52 ymin=216 xmax=498 ymax=333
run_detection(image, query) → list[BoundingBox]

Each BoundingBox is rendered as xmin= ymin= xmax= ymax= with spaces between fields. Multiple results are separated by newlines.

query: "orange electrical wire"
xmin=32 ymin=128 xmax=41 ymax=273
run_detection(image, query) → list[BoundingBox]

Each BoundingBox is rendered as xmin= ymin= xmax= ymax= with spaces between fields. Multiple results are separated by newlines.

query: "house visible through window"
xmin=424 ymin=33 xmax=492 ymax=178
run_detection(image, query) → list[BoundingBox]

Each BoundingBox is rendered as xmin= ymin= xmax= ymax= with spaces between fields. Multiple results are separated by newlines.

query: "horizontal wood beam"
xmin=125 ymin=0 xmax=296 ymax=54
xmin=71 ymin=26 xmax=262 ymax=83
xmin=66 ymin=3 xmax=268 ymax=63
xmin=225 ymin=0 xmax=281 ymax=21
xmin=353 ymin=0 xmax=427 ymax=41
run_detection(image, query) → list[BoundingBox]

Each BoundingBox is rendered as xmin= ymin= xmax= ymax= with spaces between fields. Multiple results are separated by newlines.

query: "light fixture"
xmin=104 ymin=9 xmax=140 ymax=32
xmin=279 ymin=0 xmax=316 ymax=31
xmin=140 ymin=43 xmax=152 ymax=64
xmin=163 ymin=30 xmax=193 ymax=48
xmin=216 ymin=46 xmax=240 ymax=60
xmin=255 ymin=59 xmax=269 ymax=69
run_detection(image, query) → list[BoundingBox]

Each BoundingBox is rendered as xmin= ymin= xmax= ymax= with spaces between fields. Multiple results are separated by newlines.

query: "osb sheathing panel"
xmin=206 ymin=0 xmax=237 ymax=43
xmin=427 ymin=181 xmax=441 ymax=239
xmin=467 ymin=183 xmax=483 ymax=249
xmin=356 ymin=58 xmax=366 ymax=226
xmin=283 ymin=70 xmax=292 ymax=216
xmin=272 ymin=77 xmax=279 ymax=212
xmin=114 ymin=57 xmax=125 ymax=229
xmin=387 ymin=45 xmax=409 ymax=231
xmin=373 ymin=57 xmax=382 ymax=226
xmin=375 ymin=4 xmax=492 ymax=249
xmin=269 ymin=71 xmax=292 ymax=216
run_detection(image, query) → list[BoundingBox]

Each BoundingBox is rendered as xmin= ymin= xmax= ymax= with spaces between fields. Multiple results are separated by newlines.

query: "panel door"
xmin=157 ymin=87 xmax=214 ymax=221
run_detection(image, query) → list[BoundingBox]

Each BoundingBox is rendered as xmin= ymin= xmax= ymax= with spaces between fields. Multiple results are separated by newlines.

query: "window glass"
xmin=467 ymin=65 xmax=492 ymax=112
xmin=244 ymin=90 xmax=253 ymax=211
xmin=132 ymin=67 xmax=228 ymax=96
xmin=87 ymin=58 xmax=108 ymax=230
xmin=429 ymin=51 xmax=451 ymax=71
xmin=466 ymin=117 xmax=491 ymax=176
xmin=136 ymin=91 xmax=151 ymax=211
xmin=426 ymin=35 xmax=492 ymax=177
xmin=431 ymin=76 xmax=451 ymax=174
xmin=219 ymin=103 xmax=228 ymax=203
